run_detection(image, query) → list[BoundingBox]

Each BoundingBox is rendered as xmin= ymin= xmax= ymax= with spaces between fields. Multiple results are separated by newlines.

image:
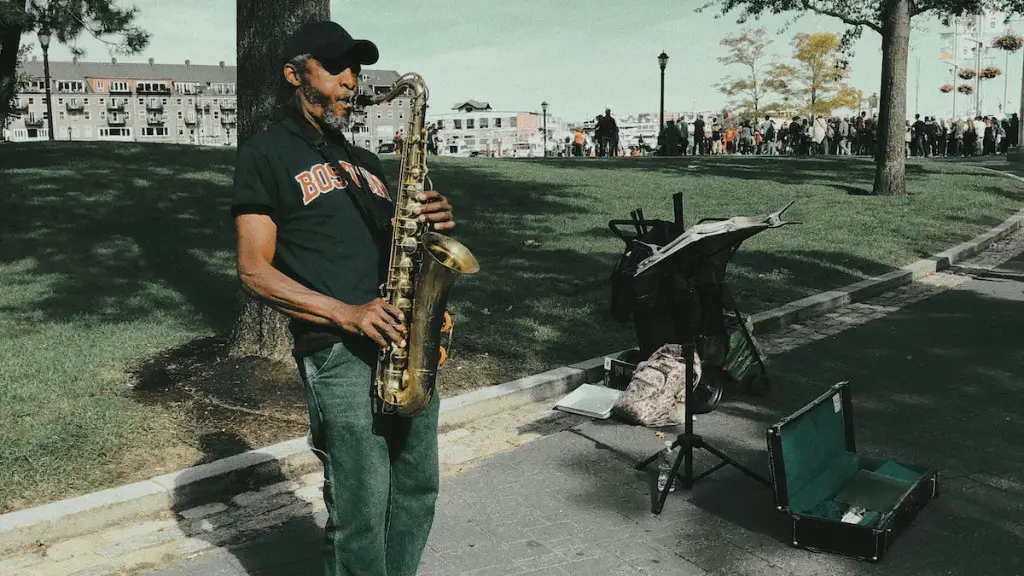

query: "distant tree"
xmin=228 ymin=0 xmax=330 ymax=361
xmin=703 ymin=0 xmax=1024 ymax=197
xmin=716 ymin=27 xmax=777 ymax=120
xmin=768 ymin=32 xmax=857 ymax=116
xmin=0 ymin=0 xmax=149 ymax=139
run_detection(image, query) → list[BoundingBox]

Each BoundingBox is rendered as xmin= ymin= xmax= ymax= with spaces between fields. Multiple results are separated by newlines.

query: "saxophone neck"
xmin=361 ymin=73 xmax=429 ymax=107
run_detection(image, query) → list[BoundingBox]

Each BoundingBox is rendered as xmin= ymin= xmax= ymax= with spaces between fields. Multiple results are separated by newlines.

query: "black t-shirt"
xmin=232 ymin=107 xmax=395 ymax=359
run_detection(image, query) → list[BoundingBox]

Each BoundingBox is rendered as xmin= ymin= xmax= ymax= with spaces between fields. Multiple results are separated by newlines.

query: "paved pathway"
xmin=4 ymin=230 xmax=1024 ymax=576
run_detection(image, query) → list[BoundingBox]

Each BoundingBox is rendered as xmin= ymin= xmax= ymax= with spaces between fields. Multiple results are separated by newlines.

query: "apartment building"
xmin=3 ymin=58 xmax=410 ymax=149
xmin=426 ymin=100 xmax=570 ymax=157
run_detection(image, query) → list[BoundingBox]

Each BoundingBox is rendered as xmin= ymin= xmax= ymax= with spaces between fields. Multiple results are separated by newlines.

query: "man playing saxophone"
xmin=231 ymin=20 xmax=454 ymax=576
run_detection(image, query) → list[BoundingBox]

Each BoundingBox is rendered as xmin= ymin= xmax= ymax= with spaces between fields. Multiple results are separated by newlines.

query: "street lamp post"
xmin=541 ymin=100 xmax=548 ymax=157
xmin=37 ymin=27 xmax=54 ymax=141
xmin=658 ymin=51 xmax=669 ymax=132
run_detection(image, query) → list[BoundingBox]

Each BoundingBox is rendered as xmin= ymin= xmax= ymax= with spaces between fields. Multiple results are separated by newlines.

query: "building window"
xmin=177 ymin=99 xmax=182 ymax=105
xmin=495 ymin=117 xmax=502 ymax=128
xmin=99 ymin=127 xmax=132 ymax=138
xmin=95 ymin=82 xmax=105 ymax=92
xmin=399 ymin=112 xmax=404 ymax=119
xmin=453 ymin=119 xmax=462 ymax=129
xmin=110 ymin=81 xmax=128 ymax=92
xmin=480 ymin=118 xmax=488 ymax=128
xmin=59 ymin=111 xmax=65 ymax=119
xmin=58 ymin=98 xmax=64 ymax=104
xmin=467 ymin=119 xmax=475 ymax=129
xmin=84 ymin=112 xmax=90 ymax=119
xmin=57 ymin=80 xmax=85 ymax=92
xmin=436 ymin=120 xmax=444 ymax=130
xmin=388 ymin=110 xmax=393 ymax=119
xmin=509 ymin=117 xmax=517 ymax=128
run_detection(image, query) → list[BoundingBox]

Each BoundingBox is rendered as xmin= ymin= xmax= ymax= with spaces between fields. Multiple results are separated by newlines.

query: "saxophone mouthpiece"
xmin=355 ymin=94 xmax=376 ymax=107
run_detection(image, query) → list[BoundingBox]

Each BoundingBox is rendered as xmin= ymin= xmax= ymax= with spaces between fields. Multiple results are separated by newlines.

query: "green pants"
xmin=298 ymin=341 xmax=440 ymax=576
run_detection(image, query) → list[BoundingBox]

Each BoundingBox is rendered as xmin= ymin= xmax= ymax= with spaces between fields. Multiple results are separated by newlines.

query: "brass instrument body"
xmin=365 ymin=73 xmax=479 ymax=417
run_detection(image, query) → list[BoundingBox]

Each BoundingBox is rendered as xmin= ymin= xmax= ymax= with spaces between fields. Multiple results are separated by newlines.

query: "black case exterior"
xmin=766 ymin=382 xmax=940 ymax=562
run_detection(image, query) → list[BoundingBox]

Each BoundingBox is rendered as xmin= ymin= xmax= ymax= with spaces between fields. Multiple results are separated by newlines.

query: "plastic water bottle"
xmin=657 ymin=440 xmax=677 ymax=492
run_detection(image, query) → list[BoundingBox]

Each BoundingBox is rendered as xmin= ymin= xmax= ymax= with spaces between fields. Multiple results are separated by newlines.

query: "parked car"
xmin=377 ymin=142 xmax=396 ymax=154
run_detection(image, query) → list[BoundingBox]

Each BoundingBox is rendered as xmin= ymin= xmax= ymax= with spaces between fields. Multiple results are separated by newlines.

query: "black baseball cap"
xmin=281 ymin=20 xmax=379 ymax=69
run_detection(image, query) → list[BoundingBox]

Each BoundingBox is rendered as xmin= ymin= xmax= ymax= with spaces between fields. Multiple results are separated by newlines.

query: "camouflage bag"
xmin=612 ymin=344 xmax=702 ymax=427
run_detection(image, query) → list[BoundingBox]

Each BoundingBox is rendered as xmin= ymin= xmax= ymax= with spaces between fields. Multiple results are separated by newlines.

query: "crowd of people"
xmin=651 ymin=111 xmax=1022 ymax=158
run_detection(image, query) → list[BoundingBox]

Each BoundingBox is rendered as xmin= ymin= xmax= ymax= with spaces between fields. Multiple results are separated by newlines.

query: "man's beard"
xmin=301 ymin=82 xmax=350 ymax=135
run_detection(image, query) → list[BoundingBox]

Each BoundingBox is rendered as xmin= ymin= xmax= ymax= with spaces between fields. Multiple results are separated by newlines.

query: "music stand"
xmin=631 ymin=202 xmax=799 ymax=515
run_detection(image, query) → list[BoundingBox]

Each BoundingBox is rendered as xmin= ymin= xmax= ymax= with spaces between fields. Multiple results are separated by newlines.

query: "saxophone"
xmin=360 ymin=73 xmax=479 ymax=417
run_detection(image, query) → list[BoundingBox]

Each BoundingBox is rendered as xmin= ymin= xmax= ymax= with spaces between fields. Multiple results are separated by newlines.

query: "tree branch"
xmin=801 ymin=0 xmax=883 ymax=33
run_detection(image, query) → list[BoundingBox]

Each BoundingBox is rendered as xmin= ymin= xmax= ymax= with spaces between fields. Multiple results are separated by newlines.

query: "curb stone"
xmin=2 ymin=202 xmax=1023 ymax=559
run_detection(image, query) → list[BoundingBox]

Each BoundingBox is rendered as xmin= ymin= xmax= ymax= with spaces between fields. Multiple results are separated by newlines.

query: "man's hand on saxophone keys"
xmin=335 ymin=298 xmax=407 ymax=349
xmin=413 ymin=191 xmax=455 ymax=231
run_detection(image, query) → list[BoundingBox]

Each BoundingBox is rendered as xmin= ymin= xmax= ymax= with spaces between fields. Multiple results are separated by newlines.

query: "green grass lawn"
xmin=0 ymin=141 xmax=1020 ymax=513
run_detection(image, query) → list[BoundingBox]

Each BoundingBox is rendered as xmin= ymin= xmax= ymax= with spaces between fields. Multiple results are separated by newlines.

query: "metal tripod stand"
xmin=635 ymin=338 xmax=772 ymax=515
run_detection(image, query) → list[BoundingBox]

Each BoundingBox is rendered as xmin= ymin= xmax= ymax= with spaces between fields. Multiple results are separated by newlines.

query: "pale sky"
xmin=21 ymin=0 xmax=1024 ymax=121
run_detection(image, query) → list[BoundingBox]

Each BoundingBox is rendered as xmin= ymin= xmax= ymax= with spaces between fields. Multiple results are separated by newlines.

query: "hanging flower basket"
xmin=992 ymin=32 xmax=1024 ymax=52
xmin=957 ymin=84 xmax=974 ymax=95
xmin=958 ymin=68 xmax=977 ymax=80
xmin=981 ymin=66 xmax=1002 ymax=79
xmin=940 ymin=84 xmax=954 ymax=94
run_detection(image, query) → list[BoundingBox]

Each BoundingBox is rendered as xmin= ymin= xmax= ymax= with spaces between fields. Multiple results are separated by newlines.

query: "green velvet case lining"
xmin=779 ymin=391 xmax=927 ymax=529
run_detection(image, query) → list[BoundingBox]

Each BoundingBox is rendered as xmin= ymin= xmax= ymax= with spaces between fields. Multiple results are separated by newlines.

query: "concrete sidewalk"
xmin=117 ymin=231 xmax=1024 ymax=576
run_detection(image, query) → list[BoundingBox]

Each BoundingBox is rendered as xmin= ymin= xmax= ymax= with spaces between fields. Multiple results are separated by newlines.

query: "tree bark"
xmin=0 ymin=1 xmax=27 ymax=139
xmin=228 ymin=0 xmax=329 ymax=360
xmin=872 ymin=0 xmax=911 ymax=196
xmin=0 ymin=27 xmax=21 ymax=139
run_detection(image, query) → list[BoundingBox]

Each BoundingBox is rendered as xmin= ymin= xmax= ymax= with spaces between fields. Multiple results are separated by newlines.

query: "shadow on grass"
xmin=0 ymin=141 xmax=239 ymax=333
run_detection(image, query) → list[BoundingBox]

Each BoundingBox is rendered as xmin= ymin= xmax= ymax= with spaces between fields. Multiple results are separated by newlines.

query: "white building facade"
xmin=426 ymin=100 xmax=570 ymax=157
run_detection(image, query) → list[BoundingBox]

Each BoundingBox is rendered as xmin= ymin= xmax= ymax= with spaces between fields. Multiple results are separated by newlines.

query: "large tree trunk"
xmin=0 ymin=2 xmax=27 ymax=139
xmin=228 ymin=0 xmax=329 ymax=360
xmin=873 ymin=0 xmax=911 ymax=196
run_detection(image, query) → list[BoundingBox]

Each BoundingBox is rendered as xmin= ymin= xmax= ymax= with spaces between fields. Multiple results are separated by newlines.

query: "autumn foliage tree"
xmin=703 ymin=0 xmax=1024 ymax=197
xmin=716 ymin=27 xmax=777 ymax=119
xmin=769 ymin=32 xmax=859 ymax=116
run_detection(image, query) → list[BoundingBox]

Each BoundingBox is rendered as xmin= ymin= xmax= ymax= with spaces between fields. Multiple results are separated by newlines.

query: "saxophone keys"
xmin=400 ymin=218 xmax=419 ymax=233
xmin=400 ymin=237 xmax=418 ymax=253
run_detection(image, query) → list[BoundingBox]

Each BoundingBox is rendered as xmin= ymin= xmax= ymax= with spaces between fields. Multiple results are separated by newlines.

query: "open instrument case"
xmin=766 ymin=381 xmax=939 ymax=562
